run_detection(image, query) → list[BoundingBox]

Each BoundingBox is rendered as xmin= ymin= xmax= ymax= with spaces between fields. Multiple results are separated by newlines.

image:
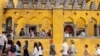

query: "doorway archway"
xmin=64 ymin=25 xmax=74 ymax=36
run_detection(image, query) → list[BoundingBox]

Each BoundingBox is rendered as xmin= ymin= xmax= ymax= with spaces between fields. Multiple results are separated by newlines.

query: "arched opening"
xmin=77 ymin=18 xmax=85 ymax=28
xmin=6 ymin=17 xmax=12 ymax=31
xmin=92 ymin=18 xmax=97 ymax=36
xmin=16 ymin=17 xmax=27 ymax=35
xmin=64 ymin=17 xmax=74 ymax=23
xmin=64 ymin=25 xmax=74 ymax=37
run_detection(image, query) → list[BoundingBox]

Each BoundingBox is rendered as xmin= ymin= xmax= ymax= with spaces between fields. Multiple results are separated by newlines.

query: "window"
xmin=6 ymin=17 xmax=12 ymax=31
xmin=64 ymin=22 xmax=75 ymax=38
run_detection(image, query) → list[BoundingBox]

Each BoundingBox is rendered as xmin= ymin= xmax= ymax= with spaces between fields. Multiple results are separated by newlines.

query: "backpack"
xmin=10 ymin=45 xmax=16 ymax=53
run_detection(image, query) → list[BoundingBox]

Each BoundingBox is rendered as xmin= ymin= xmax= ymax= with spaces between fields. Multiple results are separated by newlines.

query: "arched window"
xmin=64 ymin=24 xmax=74 ymax=37
xmin=6 ymin=17 xmax=12 ymax=31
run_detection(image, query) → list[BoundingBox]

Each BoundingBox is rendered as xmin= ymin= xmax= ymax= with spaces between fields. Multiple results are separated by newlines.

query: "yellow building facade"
xmin=0 ymin=0 xmax=100 ymax=56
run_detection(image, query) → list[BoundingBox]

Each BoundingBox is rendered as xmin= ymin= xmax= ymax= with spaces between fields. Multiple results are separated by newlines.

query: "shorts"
xmin=0 ymin=45 xmax=4 ymax=51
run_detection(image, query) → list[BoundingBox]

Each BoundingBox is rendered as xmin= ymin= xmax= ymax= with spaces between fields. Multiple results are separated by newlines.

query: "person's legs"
xmin=39 ymin=55 xmax=43 ymax=56
xmin=0 ymin=45 xmax=4 ymax=56
xmin=24 ymin=49 xmax=26 ymax=56
xmin=26 ymin=49 xmax=29 ymax=56
xmin=62 ymin=55 xmax=68 ymax=56
xmin=50 ymin=55 xmax=55 ymax=56
xmin=16 ymin=55 xmax=20 ymax=56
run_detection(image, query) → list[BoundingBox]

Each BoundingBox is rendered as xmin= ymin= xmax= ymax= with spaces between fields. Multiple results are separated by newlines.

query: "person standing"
xmin=49 ymin=39 xmax=56 ymax=56
xmin=19 ymin=28 xmax=25 ymax=37
xmin=32 ymin=42 xmax=39 ymax=56
xmin=0 ymin=32 xmax=7 ymax=56
xmin=23 ymin=40 xmax=29 ymax=56
xmin=38 ymin=42 xmax=43 ymax=56
xmin=8 ymin=41 xmax=16 ymax=56
xmin=15 ymin=41 xmax=21 ymax=56
xmin=60 ymin=39 xmax=68 ymax=56
xmin=30 ymin=30 xmax=35 ymax=37
xmin=84 ymin=44 xmax=91 ymax=56
xmin=68 ymin=40 xmax=77 ymax=56
xmin=64 ymin=31 xmax=70 ymax=38
xmin=94 ymin=44 xmax=100 ymax=56
xmin=9 ymin=30 xmax=14 ymax=40
xmin=39 ymin=29 xmax=46 ymax=37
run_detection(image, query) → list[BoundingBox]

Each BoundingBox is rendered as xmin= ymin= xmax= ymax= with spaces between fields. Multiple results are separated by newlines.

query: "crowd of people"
xmin=0 ymin=31 xmax=100 ymax=56
xmin=19 ymin=28 xmax=52 ymax=37
xmin=64 ymin=30 xmax=86 ymax=37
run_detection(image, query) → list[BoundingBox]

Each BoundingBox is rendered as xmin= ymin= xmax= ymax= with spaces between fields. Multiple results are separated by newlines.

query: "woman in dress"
xmin=32 ymin=42 xmax=39 ymax=56
xmin=38 ymin=42 xmax=43 ymax=56
xmin=15 ymin=41 xmax=21 ymax=56
xmin=8 ymin=41 xmax=16 ymax=56
xmin=68 ymin=40 xmax=77 ymax=56
xmin=84 ymin=44 xmax=91 ymax=56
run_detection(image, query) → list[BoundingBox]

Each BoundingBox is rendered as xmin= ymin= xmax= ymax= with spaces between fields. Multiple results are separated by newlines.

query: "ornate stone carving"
xmin=27 ymin=0 xmax=33 ymax=8
xmin=73 ymin=0 xmax=80 ymax=9
xmin=36 ymin=0 xmax=42 ymax=9
xmin=64 ymin=0 xmax=69 ymax=9
xmin=55 ymin=1 xmax=60 ymax=8
xmin=82 ymin=0 xmax=88 ymax=9
xmin=17 ymin=0 xmax=24 ymax=8
xmin=90 ymin=1 xmax=97 ymax=10
xmin=7 ymin=0 xmax=14 ymax=8
xmin=45 ymin=1 xmax=51 ymax=9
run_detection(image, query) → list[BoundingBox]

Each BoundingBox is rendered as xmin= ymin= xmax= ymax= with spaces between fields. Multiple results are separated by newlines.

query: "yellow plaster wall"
xmin=0 ymin=0 xmax=100 ymax=56
xmin=14 ymin=38 xmax=100 ymax=56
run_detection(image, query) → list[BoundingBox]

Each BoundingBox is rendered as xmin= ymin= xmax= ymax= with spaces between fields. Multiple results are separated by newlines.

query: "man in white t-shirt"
xmin=60 ymin=39 xmax=68 ymax=56
xmin=95 ymin=44 xmax=100 ymax=56
xmin=0 ymin=32 xmax=7 ymax=56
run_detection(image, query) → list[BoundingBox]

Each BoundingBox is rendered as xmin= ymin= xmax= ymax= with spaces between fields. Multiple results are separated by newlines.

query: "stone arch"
xmin=16 ymin=16 xmax=27 ymax=35
xmin=40 ymin=17 xmax=52 ymax=32
xmin=16 ymin=16 xmax=26 ymax=22
xmin=41 ymin=17 xmax=51 ymax=22
xmin=64 ymin=25 xmax=74 ymax=36
xmin=91 ymin=17 xmax=97 ymax=24
xmin=64 ymin=17 xmax=74 ymax=23
xmin=29 ymin=17 xmax=39 ymax=24
xmin=77 ymin=17 xmax=86 ymax=28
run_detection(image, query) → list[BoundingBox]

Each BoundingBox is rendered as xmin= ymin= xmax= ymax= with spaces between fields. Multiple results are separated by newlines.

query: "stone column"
xmin=96 ymin=24 xmax=100 ymax=36
xmin=25 ymin=24 xmax=30 ymax=37
xmin=39 ymin=24 xmax=42 ymax=32
xmin=2 ymin=24 xmax=6 ymax=32
xmin=37 ymin=25 xmax=39 ymax=33
xmin=74 ymin=24 xmax=77 ymax=37
xmin=14 ymin=23 xmax=18 ymax=36
xmin=84 ymin=24 xmax=88 ymax=36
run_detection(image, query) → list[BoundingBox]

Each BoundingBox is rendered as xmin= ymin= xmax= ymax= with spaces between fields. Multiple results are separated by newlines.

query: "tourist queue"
xmin=0 ymin=31 xmax=100 ymax=56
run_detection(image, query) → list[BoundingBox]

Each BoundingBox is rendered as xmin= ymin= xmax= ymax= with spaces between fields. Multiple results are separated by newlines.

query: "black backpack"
xmin=10 ymin=45 xmax=16 ymax=53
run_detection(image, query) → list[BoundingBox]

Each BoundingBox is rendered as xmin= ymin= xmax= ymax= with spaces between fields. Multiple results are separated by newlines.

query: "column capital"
xmin=14 ymin=23 xmax=18 ymax=27
xmin=96 ymin=24 xmax=100 ymax=27
xmin=73 ymin=24 xmax=77 ymax=28
xmin=84 ymin=24 xmax=88 ymax=27
xmin=39 ymin=24 xmax=42 ymax=28
xmin=26 ymin=24 xmax=30 ymax=27
xmin=2 ymin=24 xmax=6 ymax=27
